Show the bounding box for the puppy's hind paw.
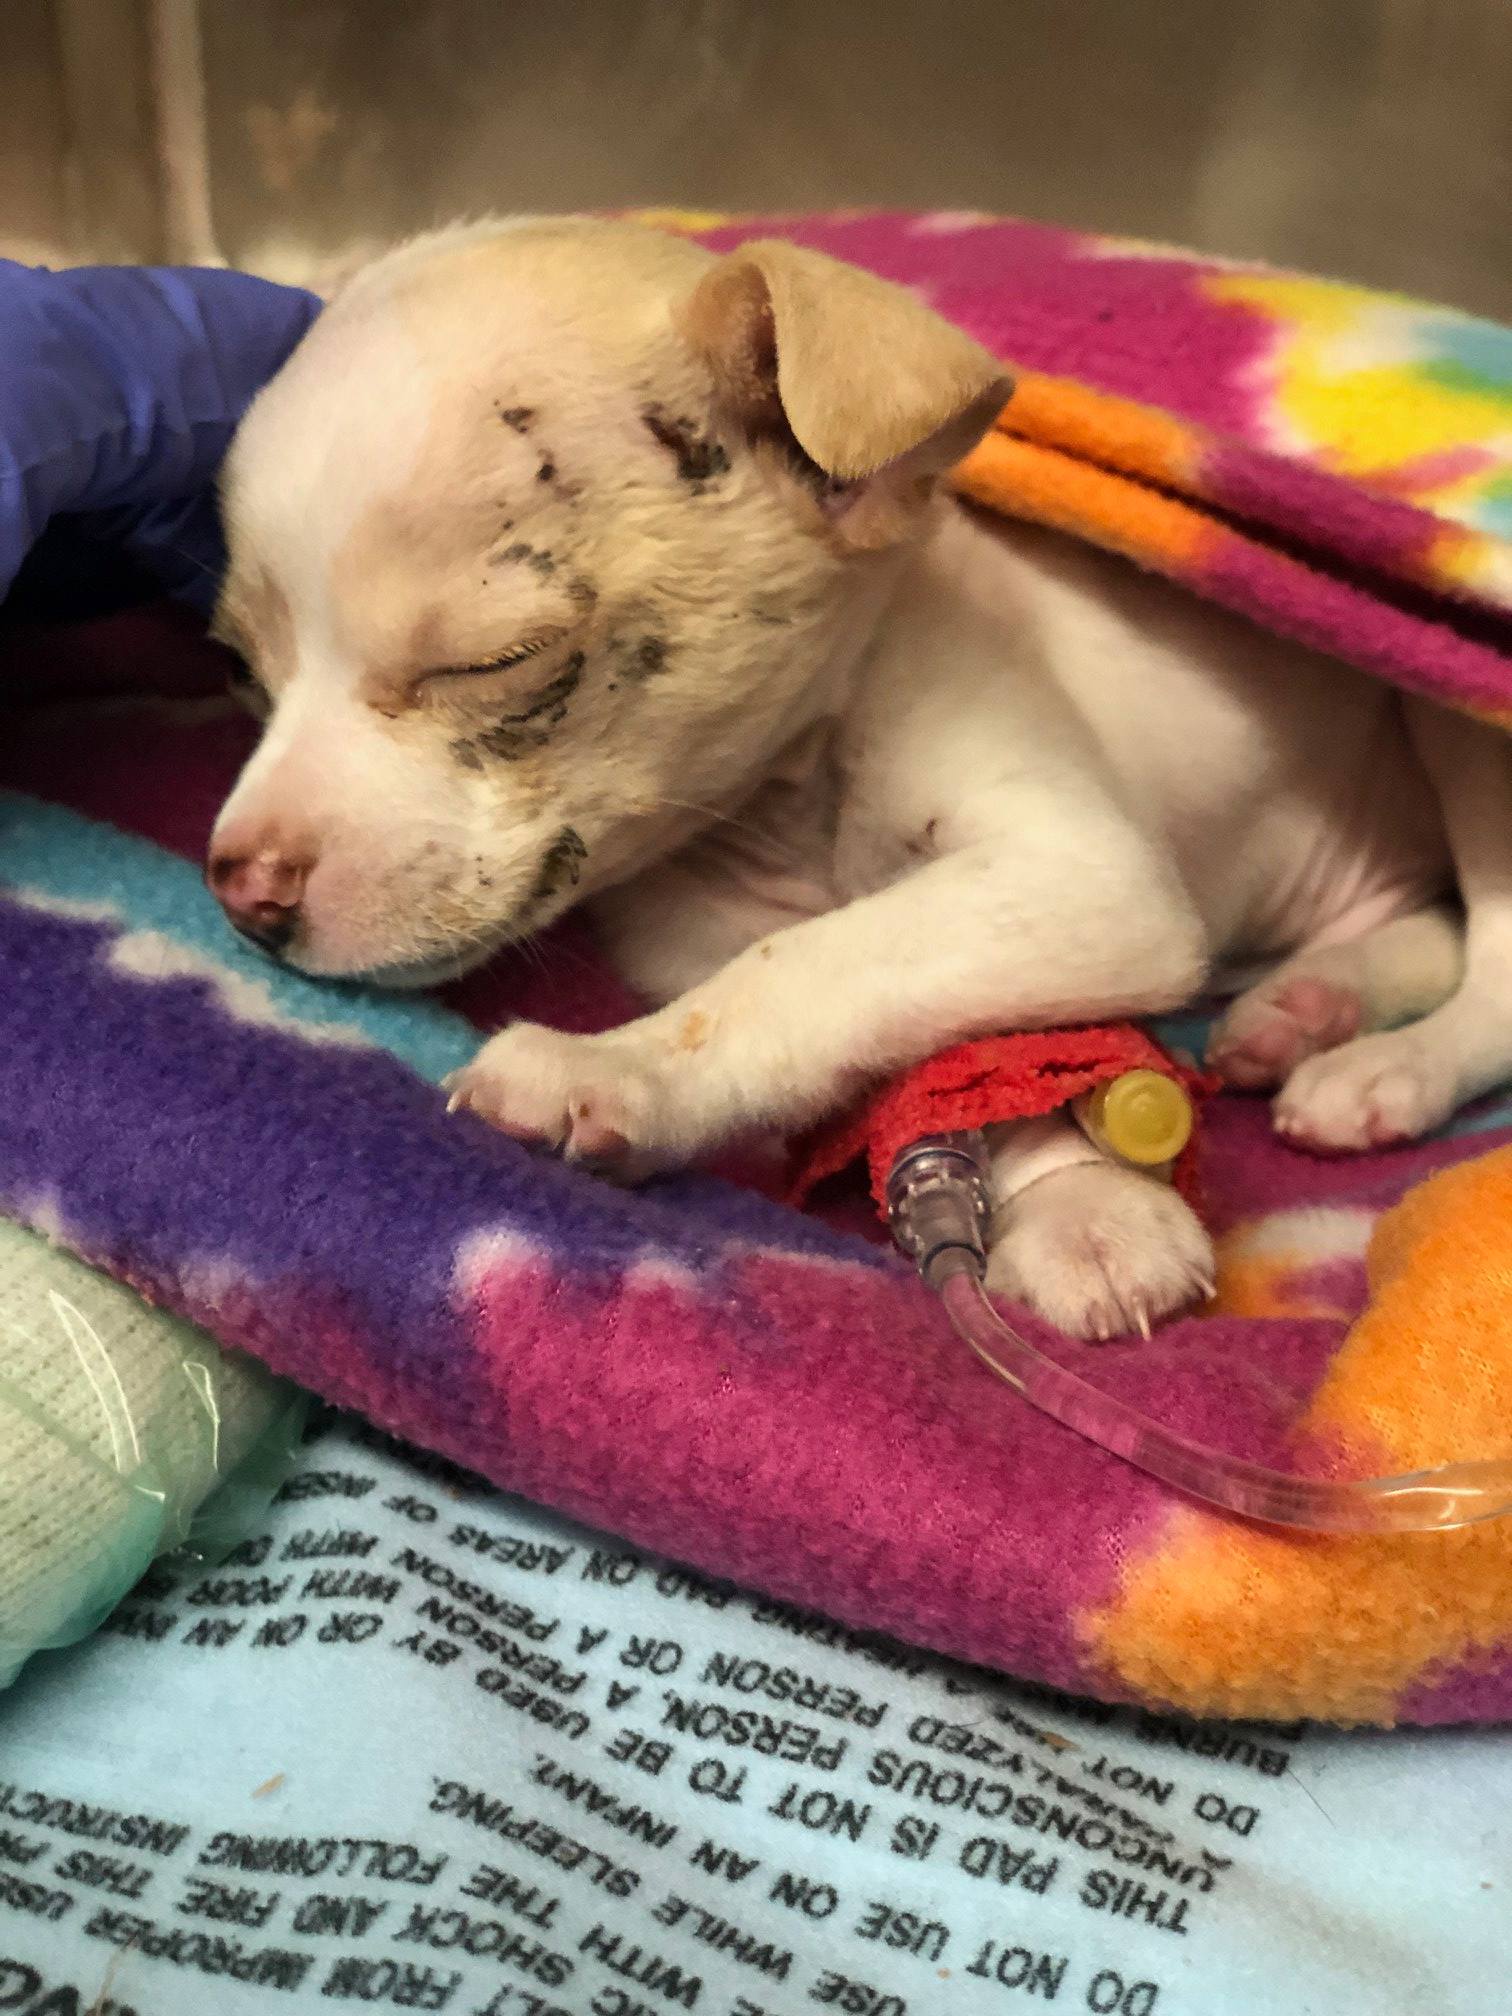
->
[1207,973,1361,1090]
[1273,1028,1459,1153]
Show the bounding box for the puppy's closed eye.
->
[438,643,548,680]
[415,633,568,698]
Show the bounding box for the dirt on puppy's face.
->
[208,217,1008,981]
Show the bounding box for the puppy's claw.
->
[1133,1301,1152,1342]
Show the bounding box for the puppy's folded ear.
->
[676,237,1012,547]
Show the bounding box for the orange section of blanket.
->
[1086,1145,1512,1723]
[992,371,1203,489]
[952,406,1217,575]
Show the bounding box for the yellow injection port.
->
[1073,1068,1193,1169]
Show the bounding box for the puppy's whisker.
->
[635,794,771,842]
[164,541,219,586]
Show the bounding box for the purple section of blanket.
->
[0,884,1399,1703]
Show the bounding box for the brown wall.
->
[2,0,1509,317]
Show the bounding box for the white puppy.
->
[208,217,1512,1338]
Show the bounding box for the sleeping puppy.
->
[206,217,1512,1338]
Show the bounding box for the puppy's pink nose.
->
[207,849,310,953]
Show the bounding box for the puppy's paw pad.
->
[1208,974,1362,1090]
[1273,1032,1455,1153]
[446,1023,659,1174]
[985,1163,1214,1341]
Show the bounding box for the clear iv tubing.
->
[887,1130,1512,1534]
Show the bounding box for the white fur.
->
[212,219,1512,1337]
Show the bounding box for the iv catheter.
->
[887,1129,1512,1535]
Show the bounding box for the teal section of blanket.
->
[0,789,477,1082]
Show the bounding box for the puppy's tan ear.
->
[676,237,1011,545]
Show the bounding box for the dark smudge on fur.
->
[519,826,587,921]
[606,628,671,683]
[641,405,731,490]
[452,651,587,764]
[494,540,557,577]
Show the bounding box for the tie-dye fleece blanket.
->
[8,211,1512,1729]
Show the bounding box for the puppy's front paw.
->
[1273,1029,1458,1152]
[447,1023,669,1176]
[985,1163,1214,1341]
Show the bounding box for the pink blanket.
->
[5,210,1512,1724]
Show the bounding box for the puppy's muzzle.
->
[207,847,310,955]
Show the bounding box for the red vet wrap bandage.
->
[787,1024,1213,1218]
